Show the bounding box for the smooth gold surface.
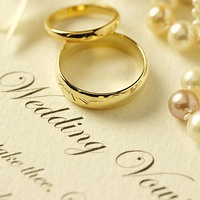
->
[57,33,149,110]
[44,4,120,42]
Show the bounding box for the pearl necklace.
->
[147,0,200,51]
[148,1,200,142]
[168,68,200,143]
[193,0,200,47]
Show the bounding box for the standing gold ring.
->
[57,33,149,110]
[44,4,120,42]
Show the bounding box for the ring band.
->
[44,4,120,42]
[57,33,149,110]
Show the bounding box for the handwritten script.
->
[0,71,106,156]
[116,150,194,200]
[0,71,197,199]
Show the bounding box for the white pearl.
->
[193,20,200,32]
[192,8,200,20]
[147,3,175,35]
[192,0,200,7]
[187,111,200,143]
[167,21,197,51]
[193,20,200,48]
[150,0,179,8]
[181,68,200,99]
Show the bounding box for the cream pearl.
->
[147,3,175,35]
[192,7,200,20]
[193,20,200,48]
[192,0,200,7]
[167,21,197,51]
[150,0,179,8]
[168,89,199,120]
[181,68,200,99]
[193,20,200,34]
[187,111,200,143]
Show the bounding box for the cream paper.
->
[0,0,200,199]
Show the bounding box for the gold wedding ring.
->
[45,4,149,109]
[44,4,119,42]
[57,33,148,109]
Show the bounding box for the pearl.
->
[192,7,200,20]
[192,0,200,7]
[147,3,175,35]
[192,1,200,33]
[168,89,199,120]
[187,111,200,143]
[167,21,197,51]
[181,68,200,99]
[150,0,179,8]
[193,20,200,33]
[192,20,200,35]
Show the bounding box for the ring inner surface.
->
[59,34,145,94]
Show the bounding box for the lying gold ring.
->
[44,4,120,42]
[57,33,148,110]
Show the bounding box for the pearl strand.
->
[192,0,200,47]
[168,68,200,143]
[147,0,200,51]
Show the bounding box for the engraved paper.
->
[0,0,200,200]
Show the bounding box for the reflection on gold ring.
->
[44,4,120,42]
[57,33,149,110]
